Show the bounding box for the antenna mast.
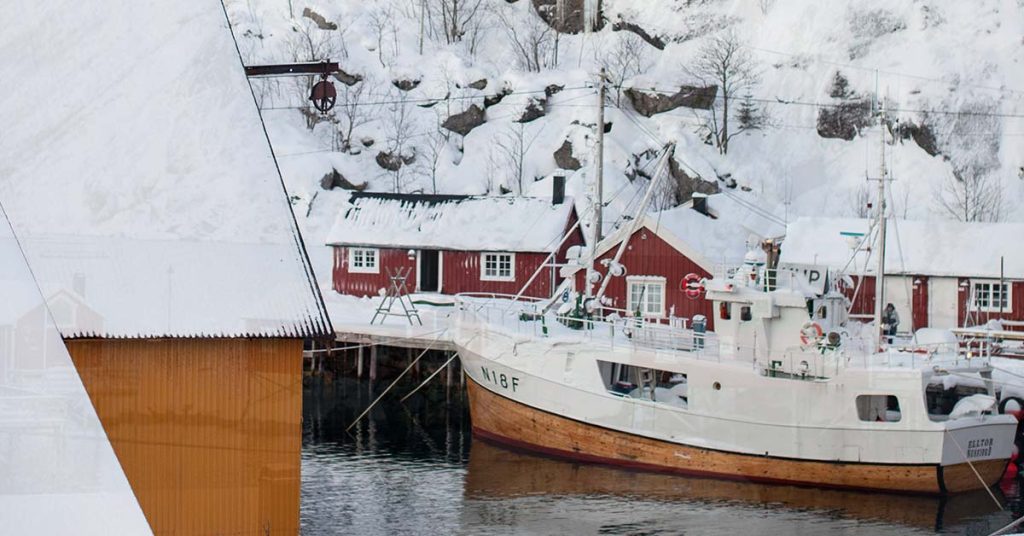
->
[872,100,888,350]
[585,69,606,302]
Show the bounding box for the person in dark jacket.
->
[882,303,899,341]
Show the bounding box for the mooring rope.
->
[400,352,460,403]
[345,330,447,432]
[945,429,1003,510]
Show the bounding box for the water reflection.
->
[302,376,1019,535]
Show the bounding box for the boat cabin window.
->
[740,306,752,322]
[719,302,731,320]
[598,361,689,409]
[856,395,901,422]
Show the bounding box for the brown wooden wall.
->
[66,338,302,536]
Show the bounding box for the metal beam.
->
[243,61,340,78]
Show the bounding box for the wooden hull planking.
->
[466,376,1007,495]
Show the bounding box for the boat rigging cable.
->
[346,330,449,432]
[592,146,675,306]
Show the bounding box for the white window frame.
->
[970,279,1012,313]
[480,252,515,282]
[348,248,380,274]
[626,276,666,318]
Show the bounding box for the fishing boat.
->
[452,102,1016,495]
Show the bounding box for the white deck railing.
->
[454,293,723,361]
[454,294,996,377]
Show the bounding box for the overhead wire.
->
[256,84,594,111]
[625,86,1024,119]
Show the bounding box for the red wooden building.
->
[570,203,755,330]
[780,217,1024,331]
[326,191,584,299]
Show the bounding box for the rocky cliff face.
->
[227,0,1023,229]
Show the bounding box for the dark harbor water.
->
[302,376,1022,535]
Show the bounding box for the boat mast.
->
[585,69,606,303]
[873,100,888,349]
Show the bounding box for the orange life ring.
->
[800,321,824,346]
[682,273,704,299]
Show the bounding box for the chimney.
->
[691,192,709,216]
[552,173,565,205]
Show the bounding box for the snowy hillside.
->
[224,0,1024,288]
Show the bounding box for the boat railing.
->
[454,293,724,361]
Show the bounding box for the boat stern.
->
[939,416,1016,493]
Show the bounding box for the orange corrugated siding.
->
[66,338,302,535]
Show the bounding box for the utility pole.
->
[585,69,606,302]
[596,68,606,244]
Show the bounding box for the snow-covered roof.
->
[587,202,757,273]
[0,0,330,338]
[780,217,1024,279]
[326,194,576,252]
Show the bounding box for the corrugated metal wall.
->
[577,229,715,329]
[66,338,302,535]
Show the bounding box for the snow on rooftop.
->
[650,204,761,270]
[326,194,576,252]
[780,217,1024,279]
[0,0,329,338]
[585,197,759,274]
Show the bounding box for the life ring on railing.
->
[682,273,704,299]
[799,321,824,347]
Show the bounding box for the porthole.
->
[713,381,721,391]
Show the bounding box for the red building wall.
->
[575,228,715,330]
[332,247,416,297]
[331,209,585,300]
[440,251,554,298]
[841,275,875,318]
[841,275,928,330]
[911,276,929,331]
[957,279,1024,328]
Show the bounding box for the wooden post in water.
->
[445,351,454,401]
[357,345,364,378]
[370,345,378,382]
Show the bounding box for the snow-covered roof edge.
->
[780,217,1024,280]
[326,194,579,253]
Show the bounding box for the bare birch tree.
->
[495,3,555,72]
[596,33,653,106]
[494,123,528,194]
[685,30,761,154]
[936,171,1004,222]
[384,91,415,193]
[333,77,377,153]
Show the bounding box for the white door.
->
[929,277,959,329]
